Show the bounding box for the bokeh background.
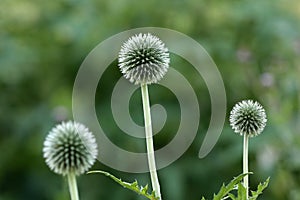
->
[1,0,300,199]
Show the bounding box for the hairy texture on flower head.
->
[43,121,98,176]
[118,33,170,85]
[229,100,267,137]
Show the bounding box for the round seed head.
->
[118,33,170,85]
[229,100,267,137]
[43,121,98,176]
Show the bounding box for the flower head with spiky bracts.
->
[43,121,98,176]
[118,33,170,85]
[229,100,267,137]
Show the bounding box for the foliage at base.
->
[201,173,269,200]
[88,170,159,200]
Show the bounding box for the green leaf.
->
[88,170,159,200]
[249,177,270,200]
[213,173,251,200]
[237,183,246,200]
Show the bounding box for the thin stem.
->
[243,134,249,200]
[141,83,162,200]
[67,172,79,200]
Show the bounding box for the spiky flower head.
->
[229,100,267,137]
[118,33,170,85]
[43,121,98,176]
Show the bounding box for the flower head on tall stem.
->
[43,121,98,200]
[118,33,170,200]
[229,100,267,199]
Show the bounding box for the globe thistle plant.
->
[118,33,170,200]
[229,100,267,199]
[43,121,98,200]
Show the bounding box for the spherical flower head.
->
[43,121,98,176]
[229,100,267,137]
[118,33,170,85]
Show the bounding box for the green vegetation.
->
[1,0,300,199]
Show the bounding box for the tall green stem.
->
[243,134,249,200]
[141,83,162,200]
[67,172,79,200]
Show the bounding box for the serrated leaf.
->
[88,170,159,200]
[249,177,270,200]
[141,184,149,194]
[132,180,138,187]
[213,173,251,200]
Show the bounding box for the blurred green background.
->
[1,0,300,199]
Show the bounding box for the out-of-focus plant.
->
[43,121,98,200]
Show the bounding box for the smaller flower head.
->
[118,33,170,85]
[229,100,267,137]
[43,121,98,176]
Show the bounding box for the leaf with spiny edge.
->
[249,177,270,200]
[88,170,159,200]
